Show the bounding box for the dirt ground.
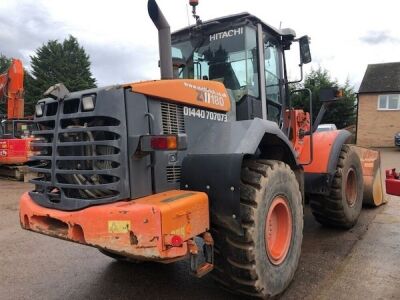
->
[0,148,399,299]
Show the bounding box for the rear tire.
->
[211,160,303,299]
[310,145,363,229]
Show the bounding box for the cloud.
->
[0,1,65,67]
[84,43,158,86]
[0,0,159,87]
[360,31,400,45]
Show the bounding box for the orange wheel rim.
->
[345,168,357,207]
[265,196,292,265]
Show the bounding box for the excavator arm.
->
[0,58,24,119]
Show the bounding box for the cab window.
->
[264,36,282,123]
[172,26,259,102]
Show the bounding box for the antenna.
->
[189,0,202,25]
[186,4,191,26]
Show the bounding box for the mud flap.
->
[181,154,244,236]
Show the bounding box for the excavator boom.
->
[0,58,24,119]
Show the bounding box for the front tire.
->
[212,160,303,299]
[310,145,363,228]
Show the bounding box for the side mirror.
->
[319,87,344,102]
[299,36,312,65]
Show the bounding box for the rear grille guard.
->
[29,89,129,211]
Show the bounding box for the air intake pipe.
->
[148,0,173,79]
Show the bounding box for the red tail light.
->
[164,234,184,247]
[140,134,187,152]
[150,136,177,150]
[171,235,183,247]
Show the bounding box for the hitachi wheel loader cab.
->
[19,0,384,298]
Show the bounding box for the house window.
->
[377,94,400,110]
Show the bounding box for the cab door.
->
[263,33,284,124]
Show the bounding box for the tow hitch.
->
[188,232,214,277]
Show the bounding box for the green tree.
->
[291,67,356,129]
[27,35,96,109]
[0,54,11,73]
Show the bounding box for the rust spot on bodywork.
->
[129,231,138,245]
[149,236,159,243]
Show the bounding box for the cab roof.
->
[172,12,296,39]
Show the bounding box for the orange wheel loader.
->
[19,1,385,298]
[0,58,37,179]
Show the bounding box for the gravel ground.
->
[0,148,399,299]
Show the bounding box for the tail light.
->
[151,136,177,150]
[164,234,184,247]
[140,134,187,152]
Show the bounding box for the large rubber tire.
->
[310,145,363,229]
[211,160,303,299]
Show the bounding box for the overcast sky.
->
[1,0,399,90]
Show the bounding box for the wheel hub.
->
[265,196,292,265]
[345,168,357,207]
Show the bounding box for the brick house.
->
[357,62,400,147]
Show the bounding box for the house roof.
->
[358,62,400,93]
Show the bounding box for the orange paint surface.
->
[126,79,230,112]
[303,130,341,173]
[285,110,312,165]
[20,190,209,261]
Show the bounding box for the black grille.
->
[166,166,181,183]
[29,88,129,211]
[161,102,185,134]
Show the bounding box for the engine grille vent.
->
[28,92,128,211]
[166,166,181,183]
[161,102,185,134]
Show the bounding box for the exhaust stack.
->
[148,0,173,79]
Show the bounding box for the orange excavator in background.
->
[0,58,37,180]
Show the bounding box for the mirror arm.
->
[287,63,303,85]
